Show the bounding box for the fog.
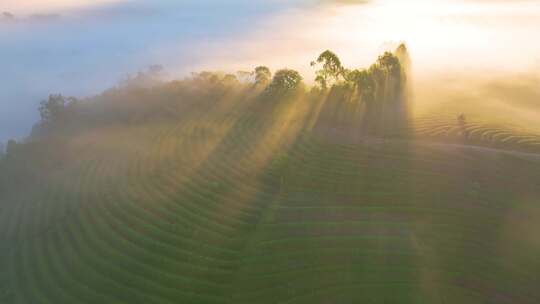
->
[0,0,306,142]
[2,0,540,142]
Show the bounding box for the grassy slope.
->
[1,83,540,304]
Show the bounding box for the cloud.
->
[1,0,125,15]
[1,0,539,142]
[28,13,62,21]
[1,11,15,18]
[1,11,16,22]
[321,0,370,5]
[0,0,304,141]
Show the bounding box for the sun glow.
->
[321,0,540,74]
[198,0,540,81]
[2,0,126,15]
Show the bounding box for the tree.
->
[377,52,401,77]
[236,70,253,83]
[372,52,402,102]
[394,43,410,71]
[222,74,239,86]
[6,139,17,156]
[191,71,220,84]
[267,69,303,93]
[121,65,164,88]
[39,94,77,124]
[347,69,376,104]
[457,113,469,139]
[311,50,345,90]
[253,66,272,86]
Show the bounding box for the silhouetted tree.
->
[346,69,376,104]
[395,43,411,73]
[365,64,384,100]
[236,70,253,83]
[457,114,469,140]
[371,52,402,103]
[222,74,239,86]
[253,66,272,86]
[39,94,78,125]
[267,69,303,93]
[377,52,401,78]
[191,71,220,84]
[5,139,17,156]
[120,65,165,88]
[311,50,345,90]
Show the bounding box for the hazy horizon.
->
[1,0,540,142]
[3,2,540,303]
[0,0,308,142]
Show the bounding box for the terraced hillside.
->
[1,89,540,304]
[414,110,540,153]
[2,55,540,303]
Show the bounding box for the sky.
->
[1,0,540,142]
[0,0,308,142]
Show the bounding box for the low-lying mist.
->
[0,0,305,142]
[414,73,540,132]
[195,0,540,133]
[2,0,540,142]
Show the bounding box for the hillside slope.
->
[1,54,540,303]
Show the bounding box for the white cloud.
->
[2,0,125,15]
